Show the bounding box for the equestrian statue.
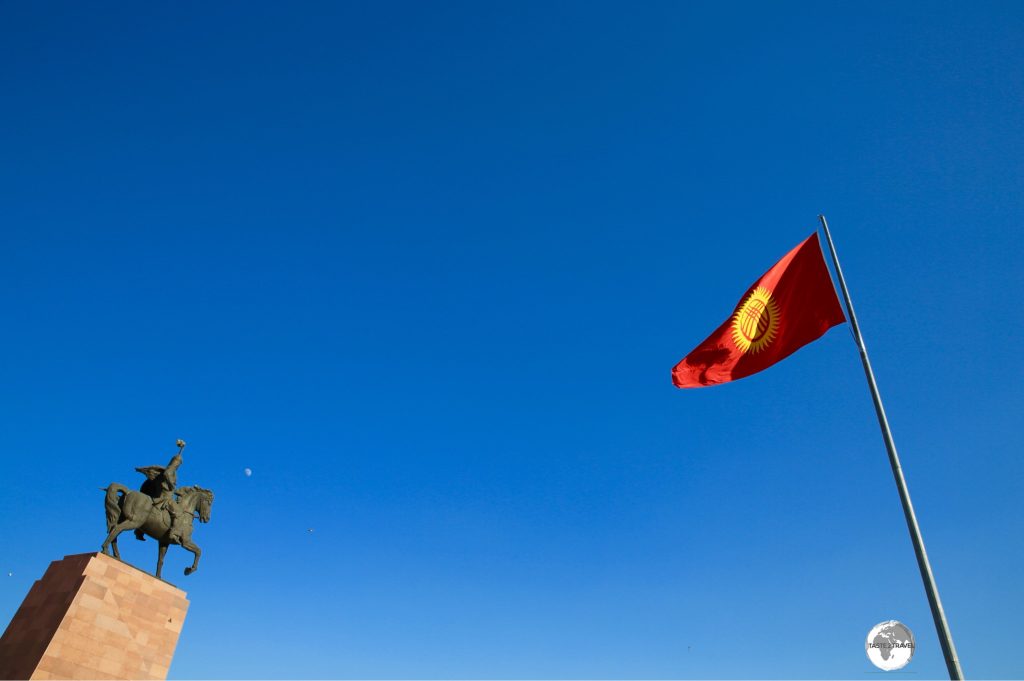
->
[101,439,215,579]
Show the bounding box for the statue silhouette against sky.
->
[101,440,215,579]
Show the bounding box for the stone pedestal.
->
[0,552,189,680]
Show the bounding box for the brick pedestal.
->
[0,552,189,680]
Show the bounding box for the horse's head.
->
[179,485,215,523]
[194,486,214,523]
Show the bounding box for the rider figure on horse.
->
[134,439,188,544]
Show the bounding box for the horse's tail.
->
[104,483,130,533]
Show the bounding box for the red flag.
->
[672,232,846,388]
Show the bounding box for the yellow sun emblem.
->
[731,285,780,354]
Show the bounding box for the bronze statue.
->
[101,440,215,579]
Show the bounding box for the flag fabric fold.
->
[671,232,846,388]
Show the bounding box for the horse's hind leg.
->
[156,542,169,580]
[106,520,121,559]
[101,520,144,556]
[181,538,201,576]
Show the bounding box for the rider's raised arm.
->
[163,451,183,489]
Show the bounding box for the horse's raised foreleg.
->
[101,519,144,556]
[180,537,201,576]
[156,542,169,580]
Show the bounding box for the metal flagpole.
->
[818,215,963,680]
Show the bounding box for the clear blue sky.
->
[2,2,1022,678]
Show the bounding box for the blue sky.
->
[2,2,1023,678]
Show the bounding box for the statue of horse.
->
[101,483,214,579]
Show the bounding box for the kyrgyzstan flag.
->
[672,232,846,388]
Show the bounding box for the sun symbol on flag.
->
[731,285,780,353]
